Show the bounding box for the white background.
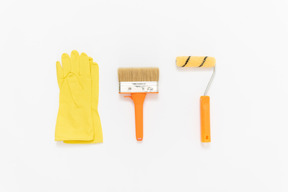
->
[0,0,288,191]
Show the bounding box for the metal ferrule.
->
[119,81,158,93]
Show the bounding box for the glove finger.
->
[90,60,99,83]
[56,61,64,87]
[91,61,99,107]
[71,50,80,74]
[79,52,90,76]
[91,61,99,82]
[61,53,71,77]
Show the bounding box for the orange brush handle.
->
[128,93,146,141]
[200,96,211,142]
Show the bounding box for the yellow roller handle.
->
[200,96,211,142]
[176,56,215,68]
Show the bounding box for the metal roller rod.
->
[204,67,215,96]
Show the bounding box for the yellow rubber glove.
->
[55,51,93,141]
[64,57,103,143]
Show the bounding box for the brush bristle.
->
[118,68,159,82]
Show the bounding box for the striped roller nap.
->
[176,56,215,68]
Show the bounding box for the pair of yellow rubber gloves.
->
[55,50,103,143]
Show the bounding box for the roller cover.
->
[176,56,215,68]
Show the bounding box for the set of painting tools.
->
[55,51,216,143]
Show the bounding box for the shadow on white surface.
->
[201,142,210,149]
